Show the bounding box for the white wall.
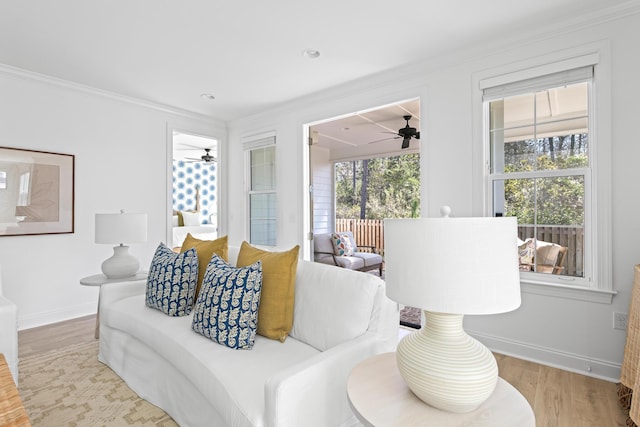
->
[311,145,333,235]
[226,9,640,380]
[0,69,225,329]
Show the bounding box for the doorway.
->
[170,131,219,249]
[306,98,421,251]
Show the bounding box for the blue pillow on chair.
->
[145,243,198,316]
[192,254,263,350]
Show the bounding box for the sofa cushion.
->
[180,234,228,299]
[290,260,378,351]
[313,233,335,254]
[331,232,355,256]
[236,242,300,342]
[354,251,382,267]
[192,255,263,350]
[145,243,198,317]
[334,256,365,270]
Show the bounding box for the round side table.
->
[80,272,148,338]
[347,352,535,427]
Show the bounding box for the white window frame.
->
[244,133,277,247]
[473,47,614,304]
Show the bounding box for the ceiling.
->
[310,99,421,157]
[0,1,626,124]
[173,132,218,162]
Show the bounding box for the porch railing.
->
[517,224,584,277]
[336,219,385,254]
[336,218,583,277]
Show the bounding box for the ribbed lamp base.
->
[396,311,498,413]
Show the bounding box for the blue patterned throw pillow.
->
[192,255,263,350]
[146,243,198,316]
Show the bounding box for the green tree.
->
[503,135,587,225]
[335,154,420,220]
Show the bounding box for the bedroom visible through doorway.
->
[170,131,218,249]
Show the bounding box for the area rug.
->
[18,341,177,427]
[400,306,422,329]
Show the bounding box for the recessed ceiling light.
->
[200,93,216,101]
[302,49,320,59]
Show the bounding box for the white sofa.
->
[0,265,19,385]
[99,246,399,427]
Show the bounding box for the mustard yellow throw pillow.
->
[180,234,228,298]
[236,241,299,342]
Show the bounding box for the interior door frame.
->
[166,122,225,247]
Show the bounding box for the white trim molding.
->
[0,62,215,122]
[470,330,621,382]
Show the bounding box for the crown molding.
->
[0,62,217,123]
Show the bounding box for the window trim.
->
[472,43,614,304]
[243,133,277,247]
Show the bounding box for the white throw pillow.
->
[181,211,200,226]
[290,260,378,351]
[172,215,179,227]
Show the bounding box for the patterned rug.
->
[18,341,176,426]
[400,306,422,329]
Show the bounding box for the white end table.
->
[347,352,535,427]
[80,272,148,338]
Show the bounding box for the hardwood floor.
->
[19,316,629,426]
[18,315,96,359]
[495,352,628,426]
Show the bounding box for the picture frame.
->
[0,146,75,236]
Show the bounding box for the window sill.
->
[521,279,616,304]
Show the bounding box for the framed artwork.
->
[0,147,74,236]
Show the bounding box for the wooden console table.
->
[0,353,31,426]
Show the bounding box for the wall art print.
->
[0,147,74,236]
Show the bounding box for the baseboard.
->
[469,329,621,383]
[18,303,96,330]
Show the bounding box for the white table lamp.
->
[384,206,521,413]
[95,210,147,279]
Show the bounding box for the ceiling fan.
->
[369,115,420,149]
[185,148,217,163]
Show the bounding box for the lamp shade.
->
[384,216,521,315]
[95,212,147,245]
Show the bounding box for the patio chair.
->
[313,231,383,275]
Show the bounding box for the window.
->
[245,136,276,246]
[483,64,598,289]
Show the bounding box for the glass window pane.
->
[536,83,588,124]
[533,132,589,172]
[251,146,276,191]
[492,132,537,173]
[494,93,535,131]
[535,175,584,226]
[491,82,589,174]
[494,175,584,278]
[494,178,535,224]
[250,193,276,246]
